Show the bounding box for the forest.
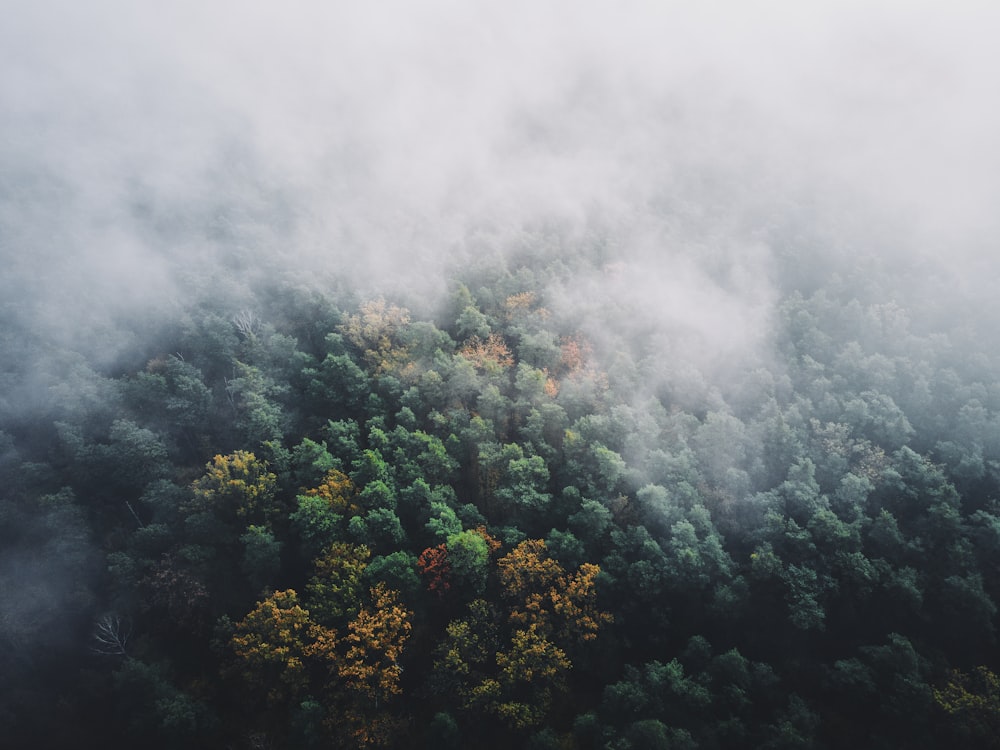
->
[2,238,1000,748]
[4,3,1000,748]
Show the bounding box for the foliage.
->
[188,450,279,525]
[229,589,338,708]
[306,542,371,625]
[9,268,1000,749]
[498,538,612,643]
[934,666,1000,746]
[340,299,414,377]
[339,583,413,702]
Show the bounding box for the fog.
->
[3,1,1000,372]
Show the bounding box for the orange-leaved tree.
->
[417,543,451,597]
[339,582,413,703]
[331,583,415,749]
[304,468,361,516]
[497,538,612,644]
[430,539,610,731]
[458,333,514,374]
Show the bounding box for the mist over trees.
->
[3,2,1000,748]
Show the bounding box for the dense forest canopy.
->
[3,2,1000,748]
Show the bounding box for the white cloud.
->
[2,0,998,364]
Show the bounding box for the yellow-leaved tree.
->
[934,666,1000,747]
[229,589,338,708]
[188,450,279,525]
[432,538,611,730]
[339,298,414,376]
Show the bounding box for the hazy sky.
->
[3,1,999,366]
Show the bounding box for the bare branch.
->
[125,501,144,528]
[91,613,131,656]
[232,309,261,340]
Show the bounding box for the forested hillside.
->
[2,242,999,748]
[4,3,1000,749]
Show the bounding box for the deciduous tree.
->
[229,589,338,708]
[339,583,413,703]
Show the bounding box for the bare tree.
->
[232,309,261,340]
[91,613,131,656]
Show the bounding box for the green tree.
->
[241,524,282,593]
[306,542,370,626]
[446,529,491,596]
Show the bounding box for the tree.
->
[417,543,452,597]
[459,333,514,374]
[363,551,421,601]
[290,438,337,490]
[494,450,552,530]
[491,623,571,729]
[224,361,290,447]
[91,613,130,657]
[111,657,219,747]
[303,468,359,515]
[934,666,1000,747]
[350,508,406,551]
[568,496,613,549]
[424,500,463,542]
[100,419,171,492]
[446,529,491,596]
[142,552,211,633]
[229,589,338,708]
[241,524,282,593]
[124,355,212,441]
[784,564,826,631]
[498,539,612,644]
[290,494,344,561]
[339,299,414,377]
[307,353,370,417]
[339,583,413,703]
[601,660,711,732]
[431,598,500,702]
[306,542,371,626]
[188,451,279,526]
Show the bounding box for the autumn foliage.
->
[498,539,612,643]
[189,450,278,523]
[339,582,413,702]
[339,298,414,376]
[229,589,338,707]
[426,537,611,730]
[417,543,451,597]
[230,580,413,747]
[458,333,515,373]
[305,468,361,516]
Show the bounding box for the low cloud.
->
[2,1,998,378]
